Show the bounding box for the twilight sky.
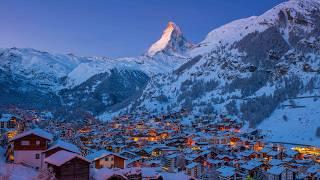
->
[0,0,285,58]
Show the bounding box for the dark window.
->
[21,141,30,146]
[35,154,40,159]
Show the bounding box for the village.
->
[1,109,320,180]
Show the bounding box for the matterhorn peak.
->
[147,21,193,56]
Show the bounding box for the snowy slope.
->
[259,96,320,146]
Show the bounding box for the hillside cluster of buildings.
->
[0,111,320,180]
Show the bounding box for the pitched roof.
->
[217,166,235,177]
[267,166,286,175]
[44,150,89,166]
[269,159,284,166]
[267,151,281,156]
[86,150,111,161]
[207,159,223,164]
[186,162,199,169]
[86,150,127,162]
[45,140,81,154]
[11,128,53,141]
[285,149,298,156]
[0,114,13,122]
[240,159,262,170]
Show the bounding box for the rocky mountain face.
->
[121,0,320,145]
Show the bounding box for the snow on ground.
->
[259,96,320,146]
[0,147,38,180]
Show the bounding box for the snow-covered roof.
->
[240,160,262,170]
[217,166,235,177]
[267,151,281,156]
[307,165,320,174]
[44,150,89,166]
[161,172,191,180]
[285,149,299,156]
[269,159,284,166]
[0,114,13,122]
[260,147,272,153]
[240,150,256,157]
[94,168,127,180]
[119,150,137,156]
[86,150,127,162]
[86,150,111,161]
[267,166,286,175]
[11,128,53,141]
[207,159,223,164]
[166,153,178,159]
[94,168,141,180]
[185,162,198,169]
[45,140,81,154]
[127,157,143,164]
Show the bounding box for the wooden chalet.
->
[7,128,53,168]
[185,162,202,179]
[44,150,90,180]
[86,150,128,169]
[216,166,237,180]
[264,166,295,180]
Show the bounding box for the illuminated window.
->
[36,140,41,146]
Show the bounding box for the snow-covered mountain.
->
[0,21,192,118]
[65,22,192,88]
[0,48,89,90]
[120,0,320,145]
[147,21,193,56]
